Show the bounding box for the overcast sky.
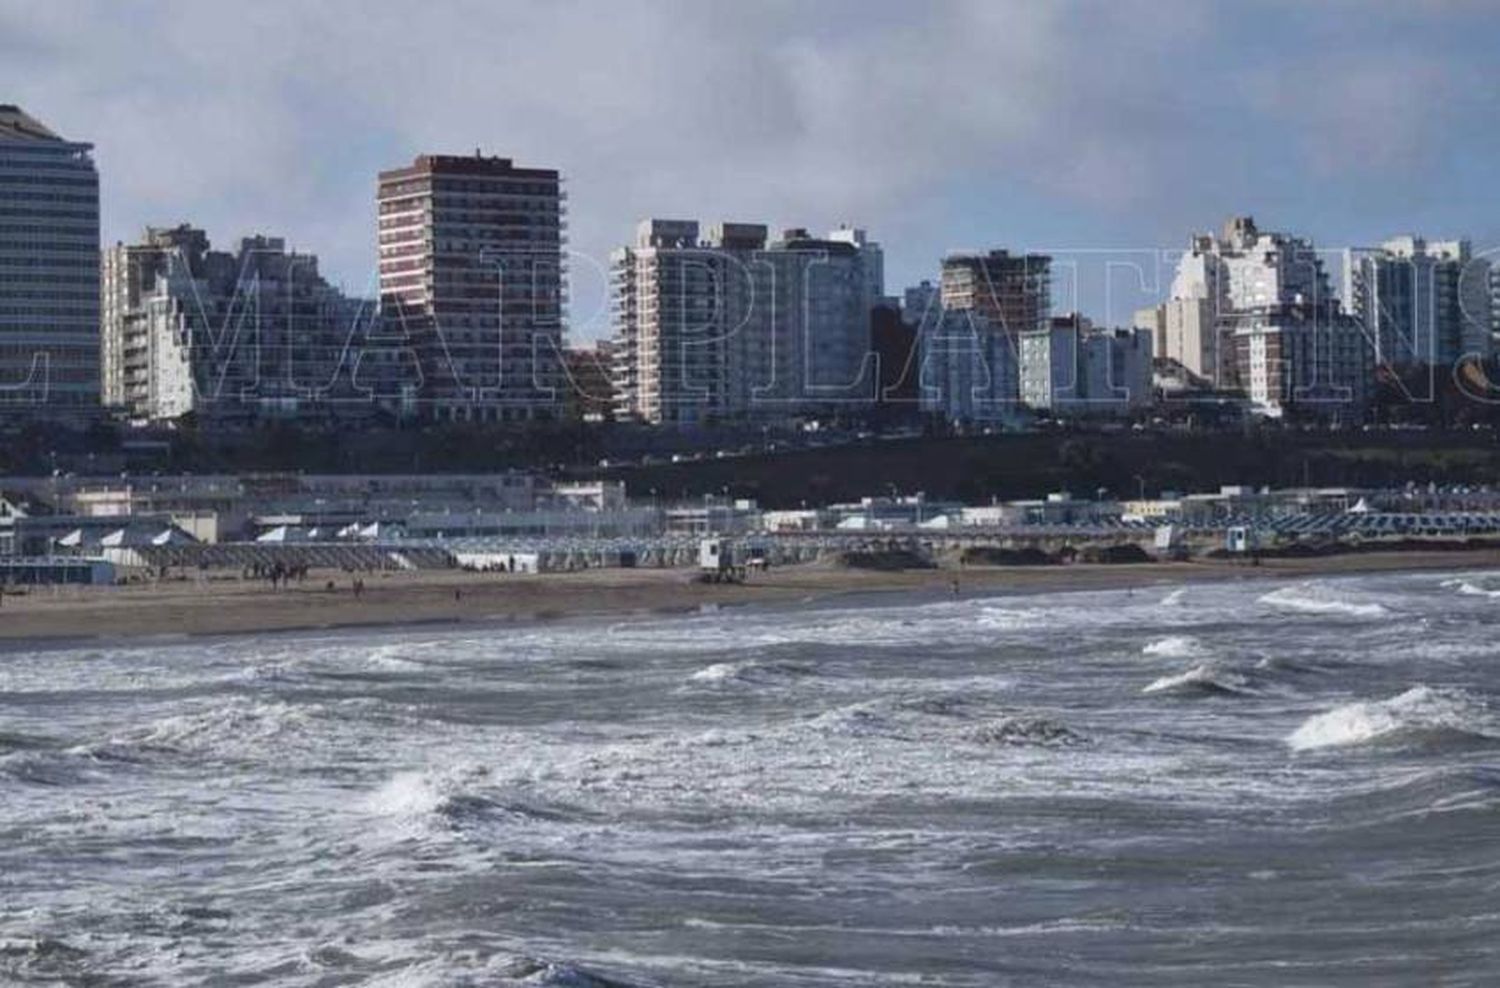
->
[6,0,1498,338]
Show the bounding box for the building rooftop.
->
[378,152,559,183]
[0,104,64,142]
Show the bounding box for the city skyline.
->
[6,0,1500,339]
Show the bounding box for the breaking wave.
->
[1287,686,1494,752]
[1142,635,1201,658]
[361,764,571,838]
[1143,663,1258,697]
[805,702,907,739]
[1259,584,1390,618]
[976,607,1050,631]
[1441,578,1500,599]
[363,644,432,673]
[117,699,324,756]
[359,953,644,988]
[688,659,813,687]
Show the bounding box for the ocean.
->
[3,569,1499,985]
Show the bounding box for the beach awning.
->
[151,528,195,546]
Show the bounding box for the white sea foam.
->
[1143,663,1255,696]
[1142,635,1200,658]
[687,659,811,687]
[689,661,744,683]
[366,769,452,818]
[362,763,505,840]
[805,702,906,739]
[364,645,430,672]
[1160,588,1188,607]
[1441,578,1500,599]
[130,699,321,752]
[976,607,1049,631]
[1287,685,1491,751]
[1259,584,1390,618]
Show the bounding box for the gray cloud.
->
[3,0,1495,336]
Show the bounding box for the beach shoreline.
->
[2,547,1498,646]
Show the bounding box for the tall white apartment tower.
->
[1165,217,1371,418]
[611,220,879,424]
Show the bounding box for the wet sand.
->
[3,548,1499,644]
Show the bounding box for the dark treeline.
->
[604,430,1500,507]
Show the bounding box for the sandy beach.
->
[2,548,1499,644]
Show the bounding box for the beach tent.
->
[150,528,196,546]
[98,528,130,548]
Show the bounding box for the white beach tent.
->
[151,528,196,546]
[98,528,130,548]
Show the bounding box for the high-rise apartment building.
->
[377,153,565,422]
[610,219,726,425]
[0,105,99,414]
[1019,314,1153,416]
[939,250,1051,334]
[1134,298,1218,385]
[1165,217,1370,417]
[827,225,885,315]
[101,226,372,424]
[1342,237,1492,370]
[902,280,940,326]
[918,308,1019,425]
[918,250,1051,424]
[101,224,208,412]
[610,220,880,424]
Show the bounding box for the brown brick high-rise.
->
[377,153,565,422]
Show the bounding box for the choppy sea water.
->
[4,569,1500,986]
